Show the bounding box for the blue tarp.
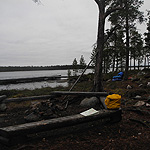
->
[112,72,124,81]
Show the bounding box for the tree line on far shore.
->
[0,64,92,73]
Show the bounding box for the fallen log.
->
[3,95,53,103]
[0,109,121,145]
[51,91,108,97]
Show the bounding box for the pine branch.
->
[105,7,122,19]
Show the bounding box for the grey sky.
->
[0,0,149,66]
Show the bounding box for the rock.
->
[146,103,150,107]
[0,103,7,112]
[147,82,150,87]
[127,85,132,89]
[24,112,39,122]
[134,95,142,99]
[134,101,145,107]
[138,84,143,87]
[80,97,100,107]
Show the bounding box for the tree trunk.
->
[134,54,136,70]
[129,54,132,70]
[124,1,129,80]
[94,7,105,92]
[112,53,115,72]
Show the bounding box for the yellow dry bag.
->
[104,94,121,109]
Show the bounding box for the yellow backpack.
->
[104,94,121,109]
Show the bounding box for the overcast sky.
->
[0,0,149,66]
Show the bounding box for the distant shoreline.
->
[0,65,93,72]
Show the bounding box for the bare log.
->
[3,95,53,103]
[0,109,121,145]
[51,91,108,97]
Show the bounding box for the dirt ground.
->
[0,73,150,150]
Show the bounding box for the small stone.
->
[146,103,150,107]
[0,103,7,112]
[138,84,143,87]
[135,95,142,99]
[134,101,145,107]
[147,82,150,87]
[127,85,132,89]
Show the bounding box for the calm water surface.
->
[0,69,92,90]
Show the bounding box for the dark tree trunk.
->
[94,4,105,92]
[103,56,106,73]
[138,59,140,70]
[93,0,122,91]
[134,54,136,70]
[129,54,132,70]
[124,1,129,80]
[144,55,146,67]
[112,53,115,72]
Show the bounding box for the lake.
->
[0,69,93,91]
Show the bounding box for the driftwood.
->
[52,91,108,97]
[0,109,121,145]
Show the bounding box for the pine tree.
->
[93,0,122,91]
[79,55,86,66]
[144,13,150,67]
[72,58,78,76]
[109,0,144,78]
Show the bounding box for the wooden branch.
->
[51,91,108,97]
[104,25,120,43]
[105,7,122,19]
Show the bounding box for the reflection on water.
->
[0,80,68,91]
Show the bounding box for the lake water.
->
[0,69,93,91]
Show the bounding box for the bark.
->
[124,1,129,80]
[93,1,122,91]
[94,10,105,92]
[112,53,115,72]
